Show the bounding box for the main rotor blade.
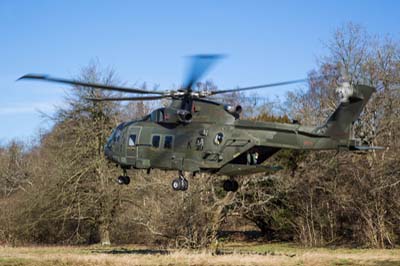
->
[18,74,164,95]
[183,54,224,91]
[85,95,170,102]
[210,78,307,95]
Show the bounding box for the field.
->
[1,242,400,266]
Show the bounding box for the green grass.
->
[222,241,399,254]
[0,257,45,266]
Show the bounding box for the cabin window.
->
[152,135,160,148]
[164,136,173,149]
[128,134,136,146]
[150,108,165,122]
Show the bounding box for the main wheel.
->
[231,180,239,192]
[181,179,188,191]
[123,176,131,185]
[172,178,181,191]
[223,180,232,191]
[117,176,130,185]
[117,176,125,185]
[223,179,239,192]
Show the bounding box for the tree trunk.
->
[99,221,111,246]
[255,219,274,241]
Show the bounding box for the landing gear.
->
[172,178,188,191]
[172,171,188,191]
[117,169,130,185]
[117,175,130,185]
[223,179,239,192]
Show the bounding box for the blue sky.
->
[0,0,399,143]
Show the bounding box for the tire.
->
[172,179,181,191]
[117,176,125,185]
[181,179,188,191]
[223,179,239,192]
[124,176,131,185]
[231,180,239,192]
[223,180,233,191]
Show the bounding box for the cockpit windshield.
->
[106,122,125,147]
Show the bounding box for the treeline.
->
[0,24,399,248]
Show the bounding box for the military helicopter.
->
[19,55,380,192]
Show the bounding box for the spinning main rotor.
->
[18,55,307,102]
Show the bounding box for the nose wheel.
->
[172,171,188,191]
[223,179,239,192]
[117,169,131,185]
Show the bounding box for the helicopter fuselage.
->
[104,98,349,177]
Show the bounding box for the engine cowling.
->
[224,104,242,118]
[176,109,192,123]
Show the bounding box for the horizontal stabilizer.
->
[350,146,385,151]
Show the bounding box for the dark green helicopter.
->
[19,55,381,192]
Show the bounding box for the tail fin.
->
[315,84,376,139]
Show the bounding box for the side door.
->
[125,126,142,165]
[159,135,175,170]
[146,134,178,170]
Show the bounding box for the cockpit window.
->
[112,122,125,142]
[114,130,121,142]
[128,134,136,146]
[152,135,160,148]
[106,130,115,148]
